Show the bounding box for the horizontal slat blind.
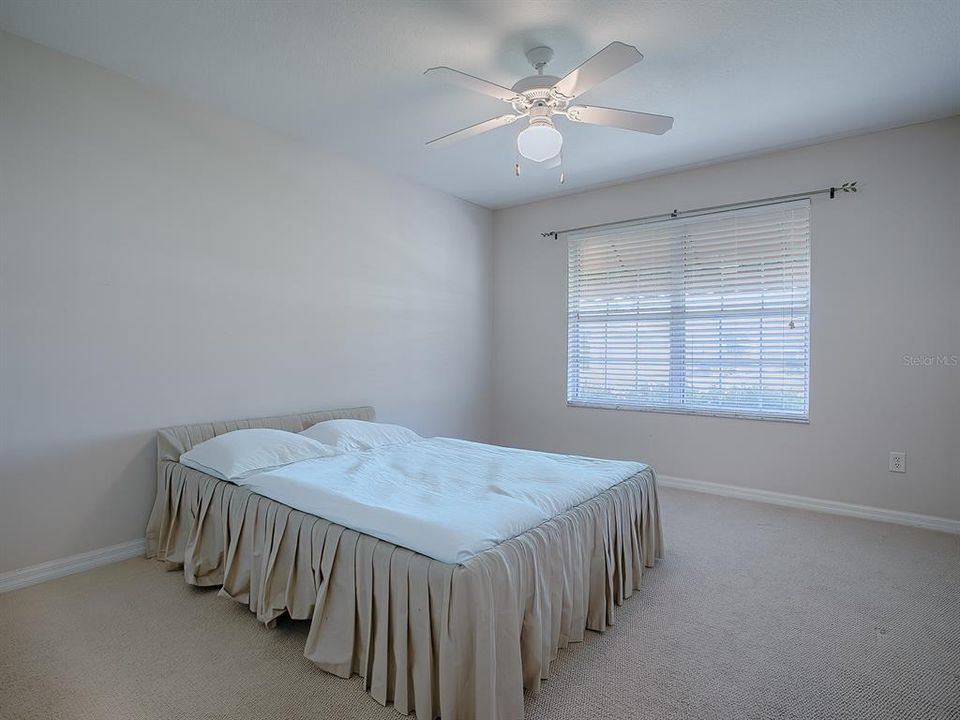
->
[567,199,810,420]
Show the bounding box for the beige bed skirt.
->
[145,408,663,720]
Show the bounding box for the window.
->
[567,199,811,421]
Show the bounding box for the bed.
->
[145,407,663,720]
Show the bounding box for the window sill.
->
[566,400,810,424]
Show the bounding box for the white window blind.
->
[567,199,811,421]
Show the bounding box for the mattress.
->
[237,437,648,563]
[146,407,662,720]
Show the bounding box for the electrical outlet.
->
[889,452,906,473]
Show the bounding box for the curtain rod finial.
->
[831,181,858,199]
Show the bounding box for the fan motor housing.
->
[511,74,560,94]
[511,76,568,116]
[511,46,568,112]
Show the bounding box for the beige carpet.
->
[2,487,958,720]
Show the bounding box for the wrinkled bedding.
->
[237,437,647,563]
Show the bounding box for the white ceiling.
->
[2,1,959,209]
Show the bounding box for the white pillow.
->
[179,428,335,481]
[299,419,421,451]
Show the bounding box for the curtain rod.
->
[540,181,858,239]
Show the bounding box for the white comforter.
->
[235,437,646,564]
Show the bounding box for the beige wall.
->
[492,117,960,521]
[0,33,493,573]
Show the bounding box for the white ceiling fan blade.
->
[426,114,523,148]
[551,42,643,100]
[566,105,674,135]
[424,66,521,103]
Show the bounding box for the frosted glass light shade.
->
[517,124,563,162]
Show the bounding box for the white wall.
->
[0,32,493,573]
[493,117,960,521]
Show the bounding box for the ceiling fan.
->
[424,42,673,171]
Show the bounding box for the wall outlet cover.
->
[889,452,906,473]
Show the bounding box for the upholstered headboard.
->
[157,406,376,463]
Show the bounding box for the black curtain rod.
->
[541,181,858,239]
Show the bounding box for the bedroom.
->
[0,2,957,719]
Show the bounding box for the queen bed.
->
[145,406,663,720]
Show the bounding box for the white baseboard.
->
[657,475,960,534]
[0,538,146,594]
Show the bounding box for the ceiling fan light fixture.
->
[517,118,563,162]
